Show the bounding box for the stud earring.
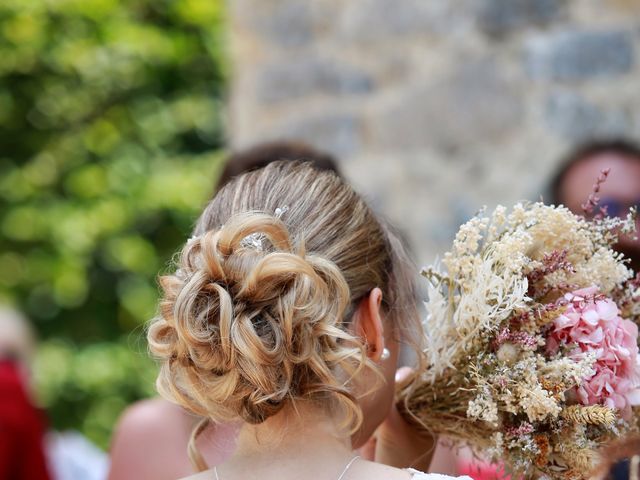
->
[380,347,390,361]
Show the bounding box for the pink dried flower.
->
[494,328,538,350]
[629,272,640,290]
[547,287,640,418]
[527,250,576,299]
[581,168,610,217]
[505,422,534,438]
[527,250,575,284]
[495,376,508,388]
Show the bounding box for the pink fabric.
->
[458,459,510,480]
[548,287,640,418]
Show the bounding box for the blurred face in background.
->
[0,308,35,387]
[558,152,640,262]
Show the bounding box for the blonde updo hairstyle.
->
[148,161,420,438]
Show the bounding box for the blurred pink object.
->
[458,459,510,480]
[548,286,640,417]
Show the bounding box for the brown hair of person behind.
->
[216,140,340,190]
[148,161,421,437]
[549,138,640,206]
[591,435,640,480]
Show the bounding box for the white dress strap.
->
[404,469,473,480]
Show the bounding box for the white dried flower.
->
[467,390,499,425]
[517,383,561,422]
[496,343,520,365]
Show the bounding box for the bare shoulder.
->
[180,464,410,480]
[119,397,188,425]
[175,463,471,480]
[107,398,194,480]
[113,397,193,439]
[353,460,412,480]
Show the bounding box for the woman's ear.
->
[352,287,385,361]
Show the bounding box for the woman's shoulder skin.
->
[179,467,412,480]
[109,398,238,480]
[179,461,471,480]
[108,398,196,480]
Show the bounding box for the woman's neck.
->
[237,404,351,457]
[221,403,354,477]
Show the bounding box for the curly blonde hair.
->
[148,161,420,433]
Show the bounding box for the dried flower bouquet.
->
[399,193,640,479]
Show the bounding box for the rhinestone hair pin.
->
[274,205,289,219]
[240,232,267,251]
[239,205,290,251]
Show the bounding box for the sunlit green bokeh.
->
[0,0,227,449]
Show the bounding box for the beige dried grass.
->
[560,405,616,427]
[397,364,493,448]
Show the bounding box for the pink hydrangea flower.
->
[548,286,640,418]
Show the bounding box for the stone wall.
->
[227,0,640,264]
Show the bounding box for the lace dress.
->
[405,469,473,480]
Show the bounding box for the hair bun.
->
[148,212,364,425]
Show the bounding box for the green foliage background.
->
[0,0,227,449]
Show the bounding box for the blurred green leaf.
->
[0,0,227,449]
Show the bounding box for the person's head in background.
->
[0,306,36,388]
[591,435,640,480]
[216,140,339,192]
[550,138,640,270]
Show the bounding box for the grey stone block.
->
[248,1,314,48]
[266,113,362,157]
[546,91,630,140]
[477,0,563,38]
[338,0,446,41]
[526,30,634,81]
[256,58,374,104]
[370,60,524,152]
